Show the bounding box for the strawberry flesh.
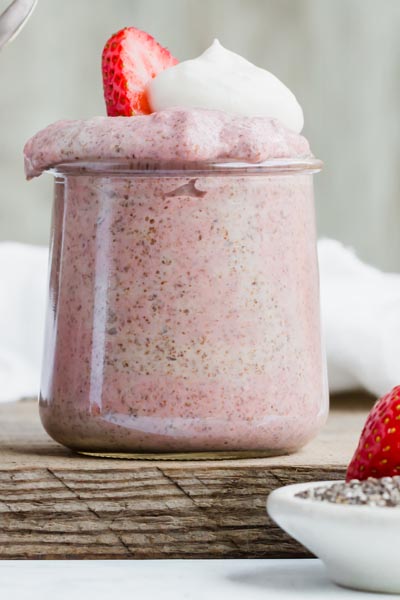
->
[346,385,400,481]
[102,27,178,117]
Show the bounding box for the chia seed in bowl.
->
[296,476,400,507]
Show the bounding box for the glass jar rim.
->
[47,157,323,178]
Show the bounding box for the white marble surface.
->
[0,559,389,600]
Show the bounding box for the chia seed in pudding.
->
[24,107,328,455]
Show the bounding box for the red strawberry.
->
[102,27,178,117]
[346,385,400,481]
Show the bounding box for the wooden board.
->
[0,394,373,559]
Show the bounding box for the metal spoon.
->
[0,0,38,50]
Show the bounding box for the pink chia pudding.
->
[25,106,328,456]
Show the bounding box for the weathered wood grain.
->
[0,394,373,559]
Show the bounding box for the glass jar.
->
[39,158,328,458]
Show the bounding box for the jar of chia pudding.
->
[24,107,328,458]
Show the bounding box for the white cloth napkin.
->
[0,240,399,402]
[319,239,400,396]
[0,242,48,402]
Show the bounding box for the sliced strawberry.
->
[102,27,178,117]
[346,385,400,481]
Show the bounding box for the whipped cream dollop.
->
[147,40,304,133]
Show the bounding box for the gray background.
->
[1,0,400,270]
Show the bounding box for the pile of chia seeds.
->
[296,477,400,507]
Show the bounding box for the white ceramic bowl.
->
[267,480,400,594]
